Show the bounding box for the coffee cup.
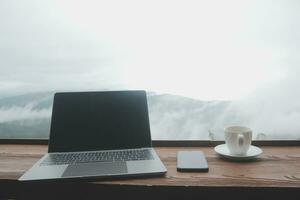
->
[224,126,252,155]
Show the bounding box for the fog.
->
[0,0,300,139]
[0,106,51,123]
[227,67,300,139]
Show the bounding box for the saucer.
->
[214,144,262,161]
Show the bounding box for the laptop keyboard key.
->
[40,149,154,166]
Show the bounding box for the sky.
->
[1,0,298,100]
[0,0,300,139]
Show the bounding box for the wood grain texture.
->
[0,144,300,188]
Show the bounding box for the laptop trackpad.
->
[62,162,128,177]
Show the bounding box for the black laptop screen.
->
[48,90,152,153]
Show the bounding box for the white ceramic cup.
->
[224,126,252,155]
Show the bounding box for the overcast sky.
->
[1,0,299,100]
[1,0,300,139]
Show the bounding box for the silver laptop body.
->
[19,90,166,181]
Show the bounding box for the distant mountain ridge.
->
[0,91,230,139]
[0,92,54,110]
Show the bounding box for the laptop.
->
[19,90,167,181]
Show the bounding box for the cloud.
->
[0,1,126,97]
[147,94,230,139]
[1,0,299,100]
[221,65,300,140]
[0,1,300,140]
[0,106,52,123]
[0,105,51,123]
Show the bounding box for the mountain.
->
[0,91,230,139]
[1,91,298,140]
[0,92,54,139]
[147,93,230,139]
[0,118,51,139]
[0,92,54,109]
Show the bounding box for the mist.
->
[0,106,51,123]
[0,0,300,139]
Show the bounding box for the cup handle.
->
[238,134,245,147]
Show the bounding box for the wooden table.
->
[1,144,300,199]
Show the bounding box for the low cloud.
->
[222,67,300,140]
[0,105,51,123]
[148,72,300,140]
[0,1,300,140]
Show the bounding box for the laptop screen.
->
[48,90,152,153]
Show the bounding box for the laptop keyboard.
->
[40,149,154,166]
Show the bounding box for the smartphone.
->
[177,151,209,172]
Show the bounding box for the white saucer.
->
[214,144,262,161]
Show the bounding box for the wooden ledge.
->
[1,144,300,199]
[1,144,300,188]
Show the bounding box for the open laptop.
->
[19,90,167,181]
